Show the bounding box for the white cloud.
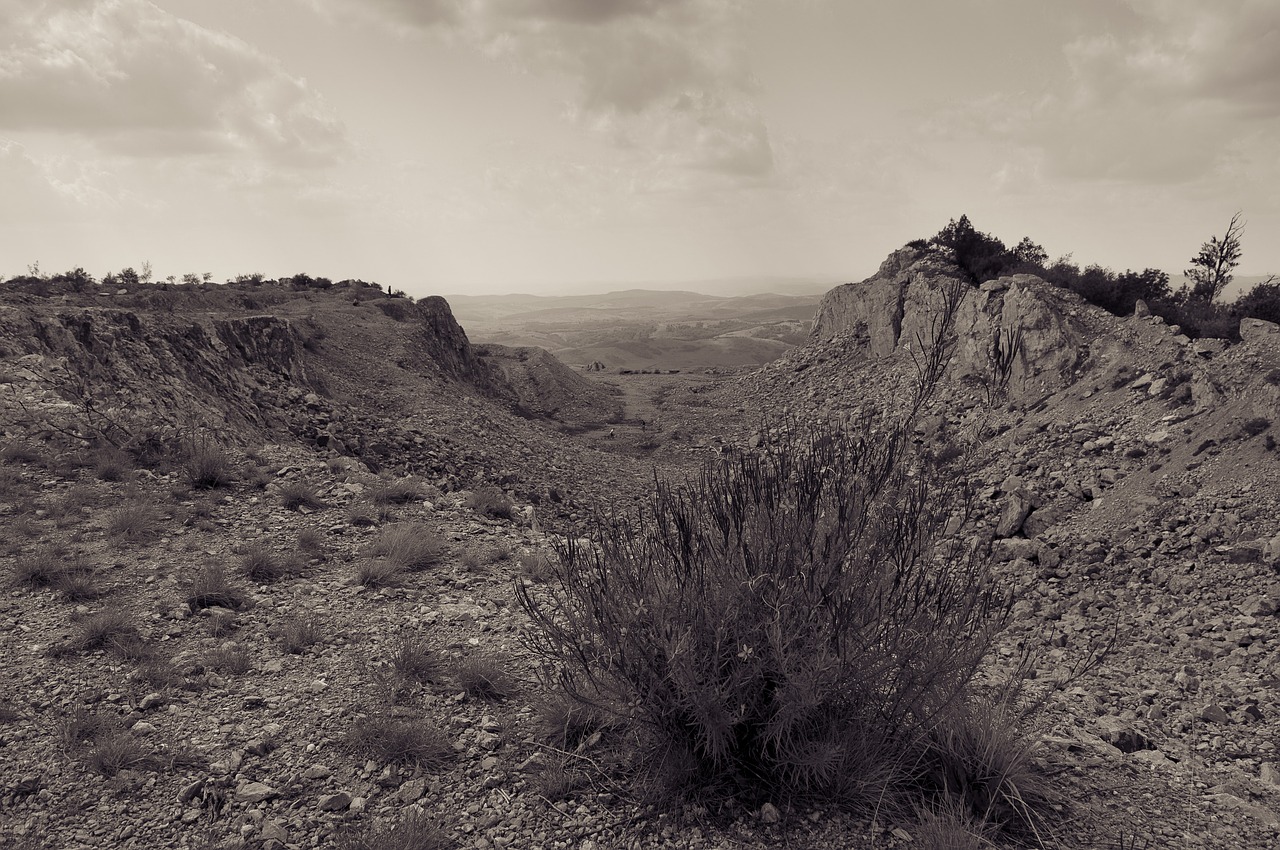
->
[1025,0,1280,183]
[0,0,348,165]
[320,0,773,177]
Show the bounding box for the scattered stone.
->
[261,820,289,844]
[318,791,352,812]
[1200,704,1230,725]
[992,538,1039,563]
[1262,763,1280,787]
[995,489,1035,538]
[235,782,279,804]
[138,692,166,711]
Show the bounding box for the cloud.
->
[0,141,71,224]
[322,0,773,177]
[0,0,348,165]
[1025,0,1280,183]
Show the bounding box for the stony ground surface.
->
[3,276,1280,848]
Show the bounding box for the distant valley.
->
[447,288,823,372]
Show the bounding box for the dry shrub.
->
[276,615,325,654]
[345,717,455,769]
[105,502,161,541]
[183,437,235,490]
[466,486,514,520]
[280,480,325,511]
[518,418,1015,809]
[370,476,423,506]
[354,559,404,588]
[182,563,247,611]
[335,810,451,850]
[368,522,445,572]
[389,634,441,685]
[452,653,516,701]
[238,542,304,583]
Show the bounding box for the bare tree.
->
[1186,212,1244,302]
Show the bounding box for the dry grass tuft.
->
[535,693,614,750]
[105,501,162,542]
[238,542,305,583]
[334,809,452,850]
[389,634,441,685]
[276,615,325,654]
[92,448,133,482]
[466,486,514,520]
[202,645,252,675]
[182,563,247,611]
[183,438,235,490]
[354,559,404,588]
[517,551,556,582]
[63,609,148,658]
[368,522,446,572]
[297,528,325,557]
[369,476,423,506]
[918,694,1060,845]
[1,440,44,465]
[451,653,516,701]
[279,480,325,511]
[345,716,455,768]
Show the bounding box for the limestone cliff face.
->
[0,306,312,440]
[409,296,508,396]
[812,247,1092,399]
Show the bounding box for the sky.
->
[1,0,1278,297]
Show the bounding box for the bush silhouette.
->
[518,413,1009,804]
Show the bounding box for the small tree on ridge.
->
[1186,212,1244,302]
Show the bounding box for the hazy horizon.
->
[3,2,1278,296]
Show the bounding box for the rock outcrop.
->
[474,344,624,423]
[0,307,313,441]
[812,246,1093,400]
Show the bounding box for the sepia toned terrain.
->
[2,238,1280,850]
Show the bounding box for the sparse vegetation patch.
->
[182,563,247,611]
[466,486,514,520]
[368,522,446,572]
[345,716,455,768]
[279,479,325,511]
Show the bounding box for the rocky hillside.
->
[3,252,1280,850]
[0,287,667,518]
[473,344,623,425]
[732,245,1280,845]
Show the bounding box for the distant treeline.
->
[912,215,1279,340]
[1,267,416,306]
